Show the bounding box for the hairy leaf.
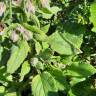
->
[32,71,57,96]
[48,23,85,55]
[7,40,30,74]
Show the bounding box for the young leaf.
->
[50,6,61,14]
[30,15,40,28]
[20,61,30,81]
[35,41,42,54]
[41,24,50,34]
[22,23,43,34]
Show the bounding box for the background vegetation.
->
[0,0,96,96]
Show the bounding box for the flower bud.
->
[10,31,19,42]
[0,2,6,16]
[16,26,25,34]
[23,30,33,41]
[25,0,35,14]
[12,0,22,6]
[31,57,38,67]
[0,23,5,35]
[16,26,33,41]
[40,0,50,8]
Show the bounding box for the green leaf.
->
[68,89,76,96]
[51,6,61,14]
[20,61,30,81]
[0,66,12,86]
[5,87,20,96]
[42,8,52,14]
[48,31,73,55]
[38,10,53,19]
[32,71,57,96]
[48,23,85,55]
[7,40,30,74]
[41,24,50,34]
[68,80,96,96]
[65,62,96,78]
[30,15,40,28]
[61,55,73,65]
[70,77,86,86]
[0,86,5,94]
[39,48,52,60]
[22,23,44,34]
[89,2,96,32]
[42,42,49,50]
[5,92,17,96]
[22,23,47,41]
[39,6,61,19]
[35,41,42,54]
[49,68,69,91]
[62,23,85,50]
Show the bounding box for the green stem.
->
[9,0,12,19]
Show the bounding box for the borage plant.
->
[0,0,96,96]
